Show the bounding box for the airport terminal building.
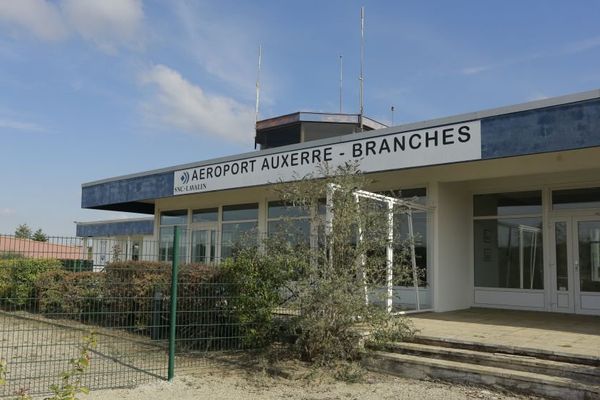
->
[80,89,600,316]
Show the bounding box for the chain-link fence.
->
[0,232,249,397]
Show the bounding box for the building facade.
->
[81,90,600,315]
[75,218,155,270]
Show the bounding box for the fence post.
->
[168,226,180,381]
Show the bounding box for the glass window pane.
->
[160,210,188,225]
[578,221,600,292]
[221,221,258,258]
[222,204,258,221]
[553,187,600,210]
[474,218,543,289]
[192,208,219,223]
[159,226,187,262]
[555,222,569,291]
[474,191,542,217]
[268,201,309,219]
[191,230,208,263]
[393,212,427,286]
[268,219,311,245]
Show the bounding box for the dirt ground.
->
[0,311,540,400]
[83,359,538,400]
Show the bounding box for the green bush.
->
[36,270,105,323]
[0,258,62,308]
[221,241,299,348]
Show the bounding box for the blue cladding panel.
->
[81,172,173,208]
[76,219,154,237]
[482,99,600,159]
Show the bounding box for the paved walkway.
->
[410,308,600,359]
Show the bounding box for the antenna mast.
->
[359,6,365,131]
[255,44,262,125]
[339,55,343,113]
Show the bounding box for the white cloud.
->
[0,117,45,133]
[61,0,144,53]
[0,208,15,216]
[140,64,255,144]
[0,0,143,52]
[0,0,67,41]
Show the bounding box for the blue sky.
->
[1,0,600,236]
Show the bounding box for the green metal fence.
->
[0,230,249,397]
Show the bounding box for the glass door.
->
[551,217,600,315]
[573,218,600,314]
[550,219,575,312]
[191,227,218,264]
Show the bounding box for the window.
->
[377,188,428,286]
[221,204,258,259]
[267,201,311,245]
[131,240,141,261]
[552,187,600,210]
[393,211,428,287]
[474,191,542,217]
[192,208,218,223]
[191,208,219,263]
[159,210,188,261]
[473,191,543,289]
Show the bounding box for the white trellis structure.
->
[325,183,431,313]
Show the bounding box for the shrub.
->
[35,261,234,348]
[0,258,62,308]
[102,261,233,348]
[102,261,171,331]
[35,270,105,323]
[221,238,301,348]
[223,163,418,364]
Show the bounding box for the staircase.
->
[363,336,600,399]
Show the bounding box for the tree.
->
[224,162,416,365]
[15,224,32,239]
[32,229,48,242]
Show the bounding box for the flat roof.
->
[255,112,387,131]
[82,88,600,188]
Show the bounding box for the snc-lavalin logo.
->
[180,171,190,184]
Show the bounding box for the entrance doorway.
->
[551,217,600,315]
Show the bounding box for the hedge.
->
[0,258,63,307]
[33,261,237,349]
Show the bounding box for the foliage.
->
[224,163,417,364]
[0,258,63,307]
[0,332,95,400]
[45,332,96,400]
[14,225,32,240]
[32,229,48,242]
[0,253,24,260]
[35,270,105,322]
[34,261,231,348]
[221,237,303,347]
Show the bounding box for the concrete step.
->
[385,341,600,385]
[363,350,600,400]
[412,335,600,367]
